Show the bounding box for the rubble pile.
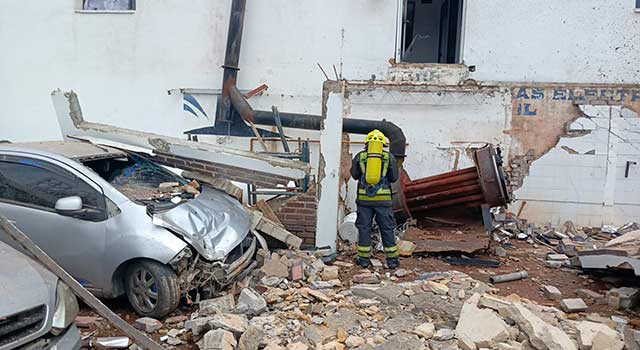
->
[89,259,639,350]
[491,208,640,276]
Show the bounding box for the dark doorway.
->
[402,0,464,63]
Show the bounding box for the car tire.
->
[124,260,180,318]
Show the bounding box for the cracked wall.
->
[506,85,640,192]
[513,102,640,226]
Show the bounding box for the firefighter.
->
[350,129,400,269]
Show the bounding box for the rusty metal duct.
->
[393,145,511,221]
[218,0,247,124]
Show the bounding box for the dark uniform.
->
[350,149,400,268]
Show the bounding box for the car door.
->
[0,155,108,292]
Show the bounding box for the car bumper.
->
[51,325,82,350]
[17,325,82,350]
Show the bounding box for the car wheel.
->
[125,260,180,318]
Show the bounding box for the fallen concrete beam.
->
[52,90,310,181]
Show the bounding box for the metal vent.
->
[0,305,47,347]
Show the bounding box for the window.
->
[636,0,640,12]
[82,0,135,11]
[401,0,464,63]
[0,158,106,221]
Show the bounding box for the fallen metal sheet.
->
[442,257,501,267]
[403,227,489,254]
[412,239,490,254]
[51,90,310,181]
[578,250,640,276]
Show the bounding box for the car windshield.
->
[83,153,189,202]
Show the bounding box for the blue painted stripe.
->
[183,94,208,118]
[184,104,199,118]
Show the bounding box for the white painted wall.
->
[464,1,640,84]
[0,0,396,143]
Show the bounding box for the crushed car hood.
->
[152,186,251,261]
[0,241,55,318]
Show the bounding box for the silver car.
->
[0,141,256,318]
[0,240,82,350]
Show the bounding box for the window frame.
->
[0,155,109,222]
[76,0,136,14]
[395,0,468,64]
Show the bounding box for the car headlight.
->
[51,281,79,335]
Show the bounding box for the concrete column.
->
[315,82,346,251]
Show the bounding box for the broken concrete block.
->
[289,259,304,281]
[479,294,513,313]
[506,303,577,350]
[255,214,303,249]
[426,281,449,295]
[370,258,383,268]
[606,287,640,310]
[545,260,564,269]
[494,245,508,257]
[345,335,366,347]
[321,266,340,281]
[261,254,290,278]
[542,285,563,301]
[236,288,267,315]
[159,182,180,192]
[74,315,97,328]
[560,298,589,313]
[199,329,237,350]
[209,314,248,335]
[456,293,510,348]
[576,289,604,303]
[133,317,162,333]
[307,289,332,303]
[199,294,236,315]
[547,253,570,260]
[398,240,416,257]
[413,323,435,339]
[93,337,130,349]
[577,321,624,350]
[185,317,215,336]
[238,325,264,350]
[352,272,380,284]
[433,328,456,341]
[183,171,243,201]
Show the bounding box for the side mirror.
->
[55,196,83,216]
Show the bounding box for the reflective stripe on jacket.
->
[357,151,392,202]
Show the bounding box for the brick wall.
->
[273,186,318,246]
[149,152,295,187]
[507,149,535,192]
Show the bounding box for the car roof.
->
[0,141,127,162]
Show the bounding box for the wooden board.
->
[0,216,164,350]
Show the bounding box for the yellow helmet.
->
[366,129,389,146]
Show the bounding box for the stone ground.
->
[77,225,640,349]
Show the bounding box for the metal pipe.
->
[253,110,407,159]
[405,172,479,193]
[219,0,247,124]
[406,184,482,204]
[229,85,254,122]
[407,167,476,186]
[489,271,529,284]
[405,179,479,198]
[409,194,484,213]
